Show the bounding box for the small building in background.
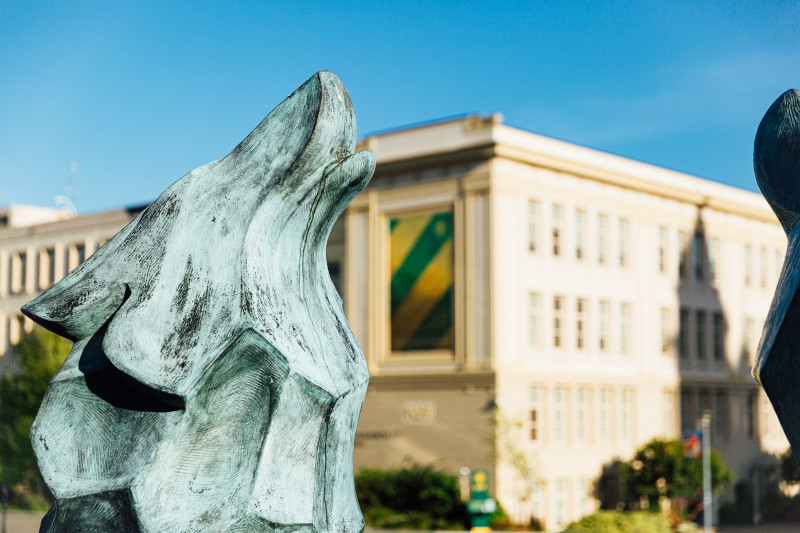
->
[0,115,789,529]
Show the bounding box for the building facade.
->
[0,115,789,529]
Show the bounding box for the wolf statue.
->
[753,89,800,459]
[22,71,374,532]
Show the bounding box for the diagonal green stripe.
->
[400,286,454,351]
[390,212,452,313]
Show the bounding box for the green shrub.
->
[561,510,671,533]
[355,464,468,530]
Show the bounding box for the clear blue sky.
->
[1,1,798,214]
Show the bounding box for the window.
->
[743,318,755,363]
[708,238,719,282]
[576,298,587,349]
[553,296,564,348]
[747,391,757,439]
[598,389,610,443]
[692,231,705,281]
[389,211,454,352]
[678,231,688,279]
[699,390,711,421]
[620,389,632,442]
[77,243,86,265]
[597,214,608,264]
[620,303,631,354]
[713,312,724,362]
[553,388,567,444]
[680,390,694,431]
[528,200,539,252]
[46,247,56,287]
[714,390,728,441]
[696,311,707,360]
[575,209,586,260]
[660,308,671,354]
[663,390,675,436]
[11,251,28,294]
[598,301,609,351]
[679,308,690,360]
[554,480,567,527]
[576,388,588,445]
[744,244,753,286]
[761,246,768,288]
[658,226,667,273]
[618,218,629,267]
[552,205,563,257]
[530,388,542,442]
[529,293,541,348]
[530,482,545,524]
[577,479,592,517]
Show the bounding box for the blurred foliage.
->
[0,325,71,510]
[621,438,733,523]
[355,464,468,529]
[781,447,800,484]
[561,510,671,533]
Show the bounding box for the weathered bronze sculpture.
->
[22,71,374,532]
[753,89,800,456]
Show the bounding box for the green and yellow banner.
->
[389,212,454,351]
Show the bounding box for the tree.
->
[0,325,71,509]
[621,438,733,522]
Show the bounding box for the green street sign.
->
[470,469,490,500]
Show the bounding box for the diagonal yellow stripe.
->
[390,216,431,277]
[391,239,453,350]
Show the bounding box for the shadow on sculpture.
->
[22,71,374,532]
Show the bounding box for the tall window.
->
[597,214,608,264]
[663,390,675,436]
[692,231,704,281]
[576,389,588,445]
[679,308,690,360]
[696,311,707,360]
[660,308,671,354]
[46,247,56,286]
[552,205,563,257]
[620,389,632,441]
[598,389,610,443]
[598,301,610,351]
[743,318,755,363]
[553,296,564,348]
[678,231,688,279]
[389,211,454,352]
[11,251,28,294]
[528,200,539,252]
[618,218,629,267]
[744,244,753,286]
[553,388,566,444]
[576,298,587,349]
[530,388,542,442]
[747,391,757,439]
[530,482,545,523]
[575,209,586,260]
[714,390,728,441]
[708,238,719,282]
[713,312,724,362]
[760,246,768,288]
[529,293,541,348]
[658,226,668,273]
[554,480,567,527]
[577,479,592,518]
[620,303,631,355]
[680,390,694,431]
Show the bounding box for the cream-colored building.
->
[0,115,789,529]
